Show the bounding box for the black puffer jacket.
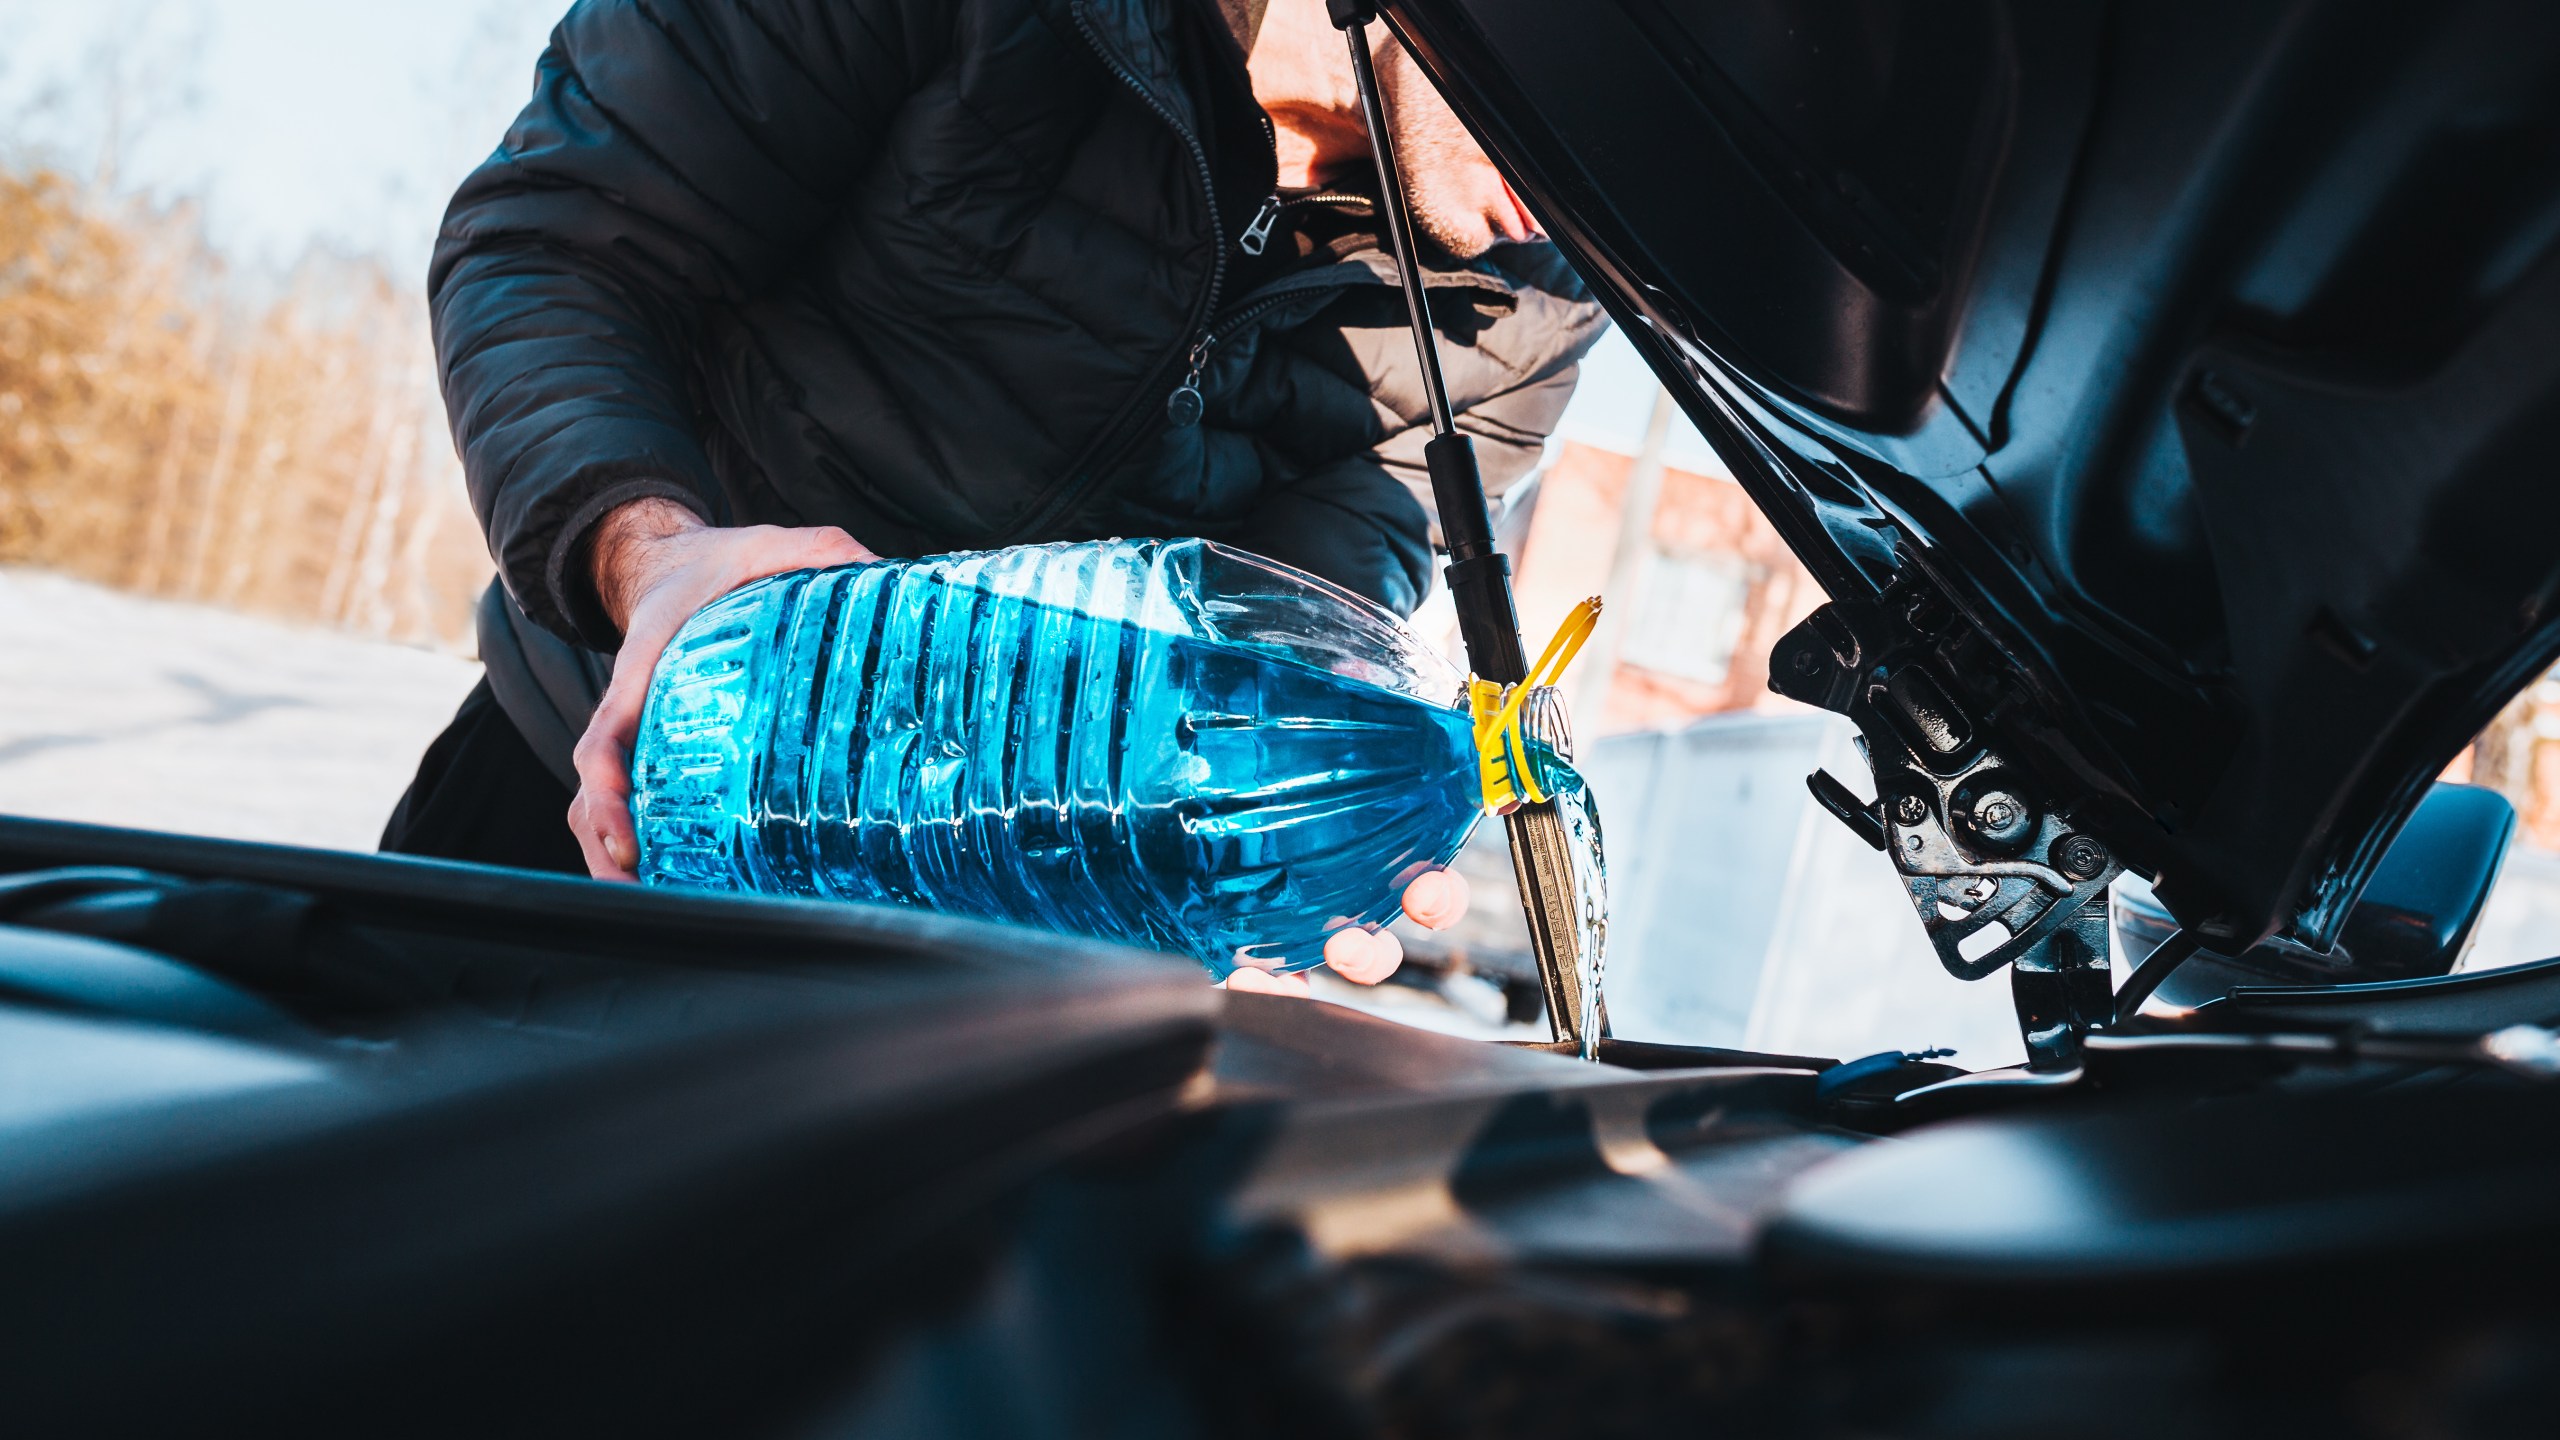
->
[435,0,1602,766]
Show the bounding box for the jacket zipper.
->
[1204,198,1517,363]
[1239,194,1284,256]
[1285,190,1376,216]
[1207,291,1305,351]
[1000,6,1244,545]
[1200,280,1339,357]
[1165,108,1288,425]
[1239,189,1372,257]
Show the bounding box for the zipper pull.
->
[1238,194,1282,256]
[1166,336,1210,428]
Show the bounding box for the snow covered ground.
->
[0,568,482,852]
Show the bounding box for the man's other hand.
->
[1223,868,1473,996]
[568,497,875,881]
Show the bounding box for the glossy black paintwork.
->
[13,817,2560,1435]
[0,818,1218,1437]
[2114,780,2519,1006]
[1385,0,2560,953]
[1763,1085,2560,1291]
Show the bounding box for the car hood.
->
[1391,0,2560,949]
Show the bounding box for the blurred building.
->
[1508,421,1825,737]
[2449,675,2560,852]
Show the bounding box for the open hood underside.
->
[1392,0,2560,948]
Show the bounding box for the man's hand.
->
[567,497,876,881]
[1224,868,1473,996]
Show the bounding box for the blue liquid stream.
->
[633,558,1501,977]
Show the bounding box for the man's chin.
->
[1408,204,1502,262]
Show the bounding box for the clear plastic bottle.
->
[630,539,1496,978]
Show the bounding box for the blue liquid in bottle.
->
[631,539,1494,978]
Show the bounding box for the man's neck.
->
[1244,0,1368,189]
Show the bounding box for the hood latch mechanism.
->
[1773,575,2124,1072]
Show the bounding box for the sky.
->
[0,0,567,274]
[0,0,1716,466]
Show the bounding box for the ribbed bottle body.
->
[633,540,1481,975]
